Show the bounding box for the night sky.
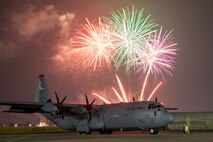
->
[0,0,213,124]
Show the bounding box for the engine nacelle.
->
[41,103,57,113]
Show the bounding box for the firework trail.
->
[111,87,124,102]
[104,6,158,73]
[92,74,163,103]
[147,81,163,101]
[70,18,114,70]
[115,75,128,102]
[92,93,111,104]
[138,27,177,101]
[92,75,128,103]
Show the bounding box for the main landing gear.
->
[149,128,159,134]
[99,129,113,134]
[78,131,92,135]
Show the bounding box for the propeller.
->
[165,107,178,110]
[84,94,96,121]
[155,97,178,110]
[55,92,67,119]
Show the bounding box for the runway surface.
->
[0,131,213,142]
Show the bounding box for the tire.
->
[99,129,112,134]
[149,128,158,134]
[85,131,92,135]
[99,130,105,134]
[79,131,91,135]
[105,130,112,134]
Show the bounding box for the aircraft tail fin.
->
[34,74,51,103]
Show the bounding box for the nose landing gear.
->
[149,128,159,134]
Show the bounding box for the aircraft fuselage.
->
[44,101,173,134]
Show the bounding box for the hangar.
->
[169,112,213,130]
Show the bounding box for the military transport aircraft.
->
[0,75,175,134]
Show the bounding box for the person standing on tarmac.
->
[183,122,191,134]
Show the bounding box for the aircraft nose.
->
[162,113,174,124]
[167,113,174,124]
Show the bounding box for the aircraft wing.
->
[0,101,101,114]
[0,101,44,113]
[59,103,102,114]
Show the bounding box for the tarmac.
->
[0,131,213,142]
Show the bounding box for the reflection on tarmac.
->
[0,131,213,142]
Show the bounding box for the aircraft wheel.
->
[99,130,112,134]
[78,131,91,135]
[85,131,92,135]
[149,128,158,134]
[99,130,105,134]
[78,132,84,135]
[105,130,112,134]
[154,129,159,134]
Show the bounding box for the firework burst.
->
[137,27,177,101]
[104,6,158,73]
[137,27,177,79]
[69,18,114,70]
[68,6,178,103]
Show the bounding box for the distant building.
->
[169,112,213,130]
[8,123,16,127]
[24,121,33,127]
[37,115,49,127]
[0,124,6,127]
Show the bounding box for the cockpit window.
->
[148,104,164,109]
[148,104,156,109]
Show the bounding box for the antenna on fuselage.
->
[132,97,135,102]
